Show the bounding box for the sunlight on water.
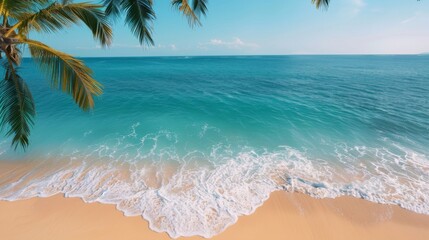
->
[1,56,428,237]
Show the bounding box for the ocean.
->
[1,55,428,238]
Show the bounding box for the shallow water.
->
[1,55,428,238]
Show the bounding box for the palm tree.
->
[0,0,112,149]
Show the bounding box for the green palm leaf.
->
[0,66,35,149]
[23,38,102,110]
[102,0,155,45]
[11,1,112,47]
[12,2,66,34]
[65,2,113,46]
[312,0,330,9]
[1,1,111,150]
[121,0,155,45]
[103,0,121,18]
[0,0,50,18]
[171,0,208,27]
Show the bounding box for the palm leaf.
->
[65,2,113,46]
[121,0,155,46]
[172,0,208,27]
[0,0,50,18]
[0,66,35,149]
[103,0,121,18]
[10,2,67,35]
[11,1,112,46]
[312,0,330,9]
[23,38,102,110]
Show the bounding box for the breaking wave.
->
[1,126,428,238]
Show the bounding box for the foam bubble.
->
[1,131,428,238]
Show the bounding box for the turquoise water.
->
[1,56,429,237]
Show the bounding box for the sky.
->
[27,0,429,57]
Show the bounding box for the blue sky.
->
[28,0,429,57]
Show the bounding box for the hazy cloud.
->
[76,43,178,51]
[150,44,178,51]
[350,0,366,15]
[200,37,259,50]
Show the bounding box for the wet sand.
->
[1,191,429,240]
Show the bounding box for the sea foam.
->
[1,131,428,238]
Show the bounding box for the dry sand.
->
[1,191,429,240]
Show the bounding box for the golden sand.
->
[1,191,429,240]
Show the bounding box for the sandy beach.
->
[1,1,429,239]
[1,191,429,240]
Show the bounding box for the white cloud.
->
[350,0,366,15]
[76,43,140,50]
[151,44,178,51]
[113,43,141,48]
[201,37,259,50]
[76,43,178,51]
[352,0,365,7]
[75,45,102,50]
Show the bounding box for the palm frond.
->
[172,0,208,27]
[23,38,102,110]
[12,2,112,46]
[312,0,330,9]
[103,0,121,18]
[121,0,155,46]
[7,2,63,35]
[0,66,35,149]
[192,0,208,16]
[0,0,51,18]
[65,2,113,46]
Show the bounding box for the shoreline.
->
[1,191,429,240]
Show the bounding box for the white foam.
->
[1,132,428,238]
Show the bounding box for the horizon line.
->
[22,53,429,59]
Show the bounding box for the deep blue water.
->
[1,56,428,237]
